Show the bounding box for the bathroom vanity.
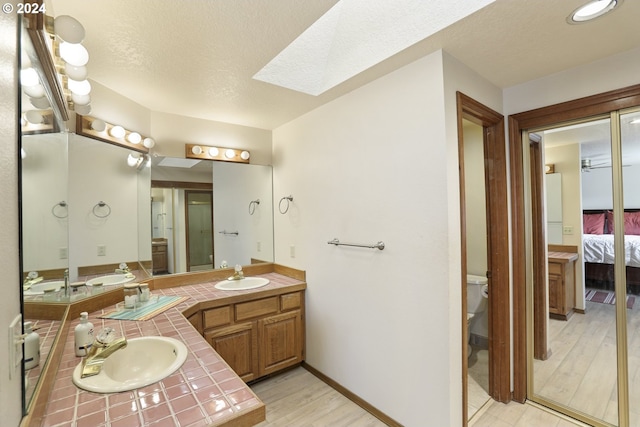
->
[23,264,305,427]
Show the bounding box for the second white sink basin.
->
[86,273,135,287]
[23,280,64,296]
[214,277,270,290]
[72,336,188,393]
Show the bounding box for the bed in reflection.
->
[583,210,640,294]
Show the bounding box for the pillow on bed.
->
[606,211,640,235]
[583,213,605,234]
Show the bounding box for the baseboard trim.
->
[301,362,403,427]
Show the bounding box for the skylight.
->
[253,0,497,96]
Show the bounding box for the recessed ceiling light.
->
[567,0,622,24]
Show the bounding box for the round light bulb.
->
[91,119,106,132]
[75,104,91,115]
[143,138,155,148]
[30,96,50,109]
[208,147,219,157]
[109,125,125,138]
[240,151,250,160]
[191,146,203,155]
[71,92,90,105]
[127,153,140,167]
[67,78,91,96]
[225,149,236,159]
[127,132,142,144]
[23,84,45,98]
[54,15,85,43]
[59,42,89,66]
[64,63,88,81]
[25,110,44,124]
[20,68,39,86]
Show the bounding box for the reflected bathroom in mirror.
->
[22,133,152,304]
[151,156,274,274]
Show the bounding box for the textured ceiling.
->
[49,0,640,130]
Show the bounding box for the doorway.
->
[510,84,640,426]
[185,190,214,271]
[457,92,510,424]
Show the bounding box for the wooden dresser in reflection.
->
[152,239,168,274]
[548,249,579,320]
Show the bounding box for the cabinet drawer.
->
[204,306,231,329]
[548,262,563,276]
[152,244,167,253]
[236,297,278,321]
[280,292,301,311]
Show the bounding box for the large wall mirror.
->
[151,157,274,274]
[18,8,275,416]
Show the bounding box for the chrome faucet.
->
[63,269,69,297]
[80,327,127,378]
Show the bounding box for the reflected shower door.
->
[186,191,213,271]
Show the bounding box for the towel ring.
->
[279,195,293,214]
[51,201,68,219]
[248,199,260,215]
[92,201,111,218]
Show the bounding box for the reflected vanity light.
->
[21,110,55,134]
[185,143,251,164]
[77,114,154,154]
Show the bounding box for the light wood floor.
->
[250,367,388,427]
[252,365,590,427]
[533,297,640,426]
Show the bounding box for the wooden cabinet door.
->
[548,273,561,315]
[258,310,302,377]
[205,322,258,382]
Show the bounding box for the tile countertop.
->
[39,273,306,427]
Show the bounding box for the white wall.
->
[1,3,24,424]
[212,162,274,267]
[582,164,640,209]
[68,134,139,279]
[21,133,68,272]
[504,47,640,115]
[273,50,502,426]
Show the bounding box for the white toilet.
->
[467,274,488,357]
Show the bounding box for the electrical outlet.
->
[59,247,68,259]
[97,245,106,256]
[290,245,296,258]
[563,226,573,235]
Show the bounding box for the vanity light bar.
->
[185,144,250,164]
[76,114,152,154]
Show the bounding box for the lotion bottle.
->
[74,312,94,356]
[23,321,40,370]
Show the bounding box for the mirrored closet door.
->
[527,106,640,427]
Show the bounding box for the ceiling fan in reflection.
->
[581,158,629,172]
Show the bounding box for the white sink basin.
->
[72,336,187,393]
[23,280,65,296]
[86,273,135,287]
[214,277,270,290]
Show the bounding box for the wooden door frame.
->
[457,92,510,425]
[508,84,640,402]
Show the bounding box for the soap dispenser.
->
[23,321,40,370]
[74,312,94,356]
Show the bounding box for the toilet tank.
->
[467,274,488,314]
